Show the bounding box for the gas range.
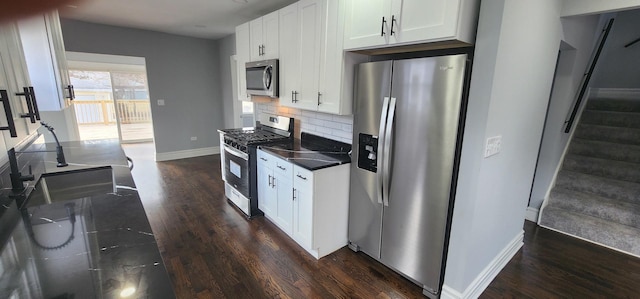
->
[222,127,291,153]
[218,114,294,218]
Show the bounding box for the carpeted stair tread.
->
[563,154,640,184]
[547,187,640,229]
[539,206,640,256]
[569,138,640,163]
[555,170,640,204]
[574,124,640,146]
[580,110,640,129]
[586,98,640,113]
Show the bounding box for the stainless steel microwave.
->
[246,59,278,98]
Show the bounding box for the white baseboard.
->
[441,231,524,299]
[525,207,539,223]
[589,88,640,100]
[155,146,220,161]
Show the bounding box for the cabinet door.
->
[274,170,293,235]
[343,0,391,50]
[278,3,299,107]
[390,0,459,45]
[249,18,263,61]
[0,24,34,147]
[262,11,279,60]
[293,166,313,249]
[235,23,251,101]
[46,11,72,105]
[295,0,325,111]
[18,14,64,111]
[257,161,276,217]
[318,0,345,115]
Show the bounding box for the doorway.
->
[66,53,154,143]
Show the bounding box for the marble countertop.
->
[259,133,352,171]
[0,139,175,298]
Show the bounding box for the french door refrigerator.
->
[348,54,469,298]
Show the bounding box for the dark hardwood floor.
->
[123,143,640,298]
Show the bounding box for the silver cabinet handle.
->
[381,16,386,36]
[277,165,286,171]
[293,188,296,201]
[296,174,307,180]
[317,92,322,106]
[260,157,268,161]
[0,90,17,137]
[268,174,272,187]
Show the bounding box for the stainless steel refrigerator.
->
[348,54,469,298]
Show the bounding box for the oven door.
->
[223,144,250,198]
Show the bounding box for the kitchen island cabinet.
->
[257,142,350,259]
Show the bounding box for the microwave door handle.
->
[263,65,272,90]
[377,97,390,205]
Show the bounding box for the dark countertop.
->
[0,139,175,298]
[259,133,352,171]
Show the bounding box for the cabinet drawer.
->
[257,149,275,168]
[293,166,313,190]
[273,157,292,177]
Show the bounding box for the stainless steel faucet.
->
[7,122,68,191]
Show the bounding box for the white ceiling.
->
[59,0,298,40]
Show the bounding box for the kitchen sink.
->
[26,166,115,207]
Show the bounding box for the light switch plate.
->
[157,99,165,106]
[485,135,502,158]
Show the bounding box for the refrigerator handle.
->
[377,97,390,205]
[382,97,397,207]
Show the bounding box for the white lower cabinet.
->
[257,149,350,259]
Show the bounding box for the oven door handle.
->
[223,144,248,160]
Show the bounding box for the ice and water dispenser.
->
[357,133,378,173]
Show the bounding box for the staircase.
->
[539,97,640,257]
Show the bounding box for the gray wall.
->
[60,19,224,154]
[591,9,640,88]
[444,0,565,294]
[528,15,601,213]
[217,34,237,128]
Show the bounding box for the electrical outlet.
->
[157,99,165,106]
[484,135,502,158]
[190,136,197,141]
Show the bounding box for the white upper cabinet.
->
[297,0,324,111]
[344,0,479,51]
[235,22,251,101]
[249,11,279,61]
[279,0,325,111]
[278,3,300,107]
[0,23,37,148]
[342,0,391,49]
[279,0,366,115]
[18,11,73,111]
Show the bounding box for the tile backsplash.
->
[254,102,353,144]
